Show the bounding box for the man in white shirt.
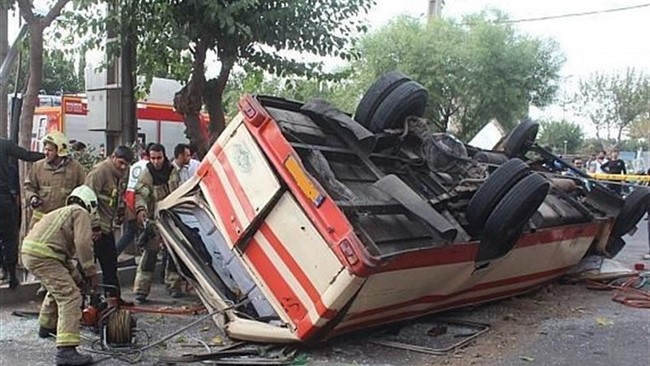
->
[116,144,150,256]
[594,150,608,174]
[172,143,192,183]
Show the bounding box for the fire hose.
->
[80,299,249,364]
[585,275,650,309]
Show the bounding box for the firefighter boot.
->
[38,326,57,338]
[55,347,92,366]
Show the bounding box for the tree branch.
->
[43,0,71,26]
[16,0,35,23]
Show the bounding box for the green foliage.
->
[571,68,650,143]
[223,69,362,118]
[59,0,191,94]
[170,0,373,74]
[6,48,83,94]
[537,119,584,154]
[352,13,564,141]
[73,146,103,172]
[63,0,374,90]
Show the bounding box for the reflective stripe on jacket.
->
[85,159,127,234]
[21,205,97,277]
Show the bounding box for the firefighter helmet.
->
[67,185,98,220]
[42,131,70,157]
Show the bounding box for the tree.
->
[352,13,564,140]
[8,48,83,94]
[537,119,584,154]
[223,69,362,118]
[628,118,650,142]
[571,69,650,143]
[170,0,374,157]
[3,0,81,149]
[66,0,374,157]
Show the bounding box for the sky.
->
[368,0,650,77]
[6,0,650,134]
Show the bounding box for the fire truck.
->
[31,94,207,155]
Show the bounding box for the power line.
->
[495,2,650,24]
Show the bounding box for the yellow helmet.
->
[67,185,98,220]
[42,131,70,157]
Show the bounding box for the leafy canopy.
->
[352,13,564,140]
[571,68,650,143]
[537,119,584,154]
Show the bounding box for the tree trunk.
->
[616,125,624,144]
[18,23,44,149]
[174,40,208,158]
[0,6,8,138]
[204,56,234,142]
[121,7,137,145]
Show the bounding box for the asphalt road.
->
[490,220,650,366]
[0,221,648,365]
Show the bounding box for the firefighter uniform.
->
[85,158,128,298]
[133,164,181,300]
[20,186,97,363]
[24,157,86,226]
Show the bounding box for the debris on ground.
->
[370,318,490,355]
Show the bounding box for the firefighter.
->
[24,131,86,228]
[0,138,45,288]
[21,185,99,365]
[85,145,134,304]
[133,143,182,304]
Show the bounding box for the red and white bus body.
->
[156,95,618,343]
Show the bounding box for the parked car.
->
[155,72,649,343]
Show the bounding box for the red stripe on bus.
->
[378,223,600,273]
[200,166,241,246]
[244,238,308,325]
[218,149,335,320]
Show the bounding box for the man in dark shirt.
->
[601,149,627,194]
[0,138,45,288]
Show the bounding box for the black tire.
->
[354,71,411,128]
[474,151,508,165]
[503,119,539,158]
[367,80,428,133]
[605,236,626,258]
[476,173,550,263]
[612,187,650,237]
[466,158,530,235]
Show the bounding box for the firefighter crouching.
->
[24,131,86,227]
[21,185,99,366]
[133,143,182,304]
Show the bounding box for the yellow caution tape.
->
[591,173,650,182]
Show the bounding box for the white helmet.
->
[67,185,98,220]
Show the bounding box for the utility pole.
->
[428,0,444,20]
[0,5,8,138]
